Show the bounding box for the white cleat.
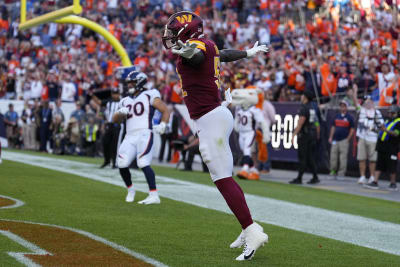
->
[236,244,256,261]
[230,231,245,248]
[138,195,161,205]
[125,190,135,203]
[236,222,268,261]
[230,223,263,249]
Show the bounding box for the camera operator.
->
[365,105,400,191]
[38,100,52,152]
[354,96,384,185]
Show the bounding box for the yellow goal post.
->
[19,0,132,66]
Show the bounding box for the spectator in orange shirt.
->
[106,56,120,77]
[108,23,115,37]
[267,15,279,36]
[320,62,337,97]
[8,55,19,71]
[36,45,49,61]
[134,52,149,69]
[85,36,97,57]
[86,0,93,9]
[0,18,9,30]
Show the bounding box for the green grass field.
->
[1,150,400,266]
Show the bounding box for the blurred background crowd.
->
[2,0,400,105]
[1,0,400,177]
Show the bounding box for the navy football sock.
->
[142,166,156,191]
[119,168,132,188]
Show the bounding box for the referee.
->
[101,88,121,168]
[289,90,320,185]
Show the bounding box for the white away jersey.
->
[118,89,161,132]
[235,106,264,133]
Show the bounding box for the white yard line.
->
[0,230,49,267]
[0,195,25,209]
[3,151,400,257]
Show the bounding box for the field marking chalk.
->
[0,195,25,209]
[0,230,49,267]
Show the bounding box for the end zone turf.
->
[1,151,400,266]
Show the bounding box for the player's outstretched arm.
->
[220,41,269,62]
[220,49,247,62]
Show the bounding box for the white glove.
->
[262,132,271,144]
[153,121,167,134]
[259,120,271,144]
[246,41,269,58]
[221,88,232,107]
[116,107,129,115]
[172,40,200,59]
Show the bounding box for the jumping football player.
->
[113,67,170,205]
[162,11,269,261]
[234,101,270,180]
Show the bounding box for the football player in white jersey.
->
[234,103,270,180]
[113,67,170,205]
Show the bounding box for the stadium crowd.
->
[1,0,400,105]
[1,0,399,186]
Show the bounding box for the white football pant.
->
[195,106,234,182]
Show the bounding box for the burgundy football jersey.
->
[176,38,222,119]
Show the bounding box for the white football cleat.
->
[236,222,268,261]
[236,244,255,261]
[138,195,161,205]
[138,191,160,205]
[230,223,263,248]
[125,189,135,203]
[230,231,245,248]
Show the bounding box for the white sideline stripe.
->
[0,219,169,267]
[0,195,25,209]
[3,151,400,257]
[0,230,50,267]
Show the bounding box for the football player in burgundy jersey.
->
[163,11,269,261]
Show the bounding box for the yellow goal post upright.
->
[19,0,132,67]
